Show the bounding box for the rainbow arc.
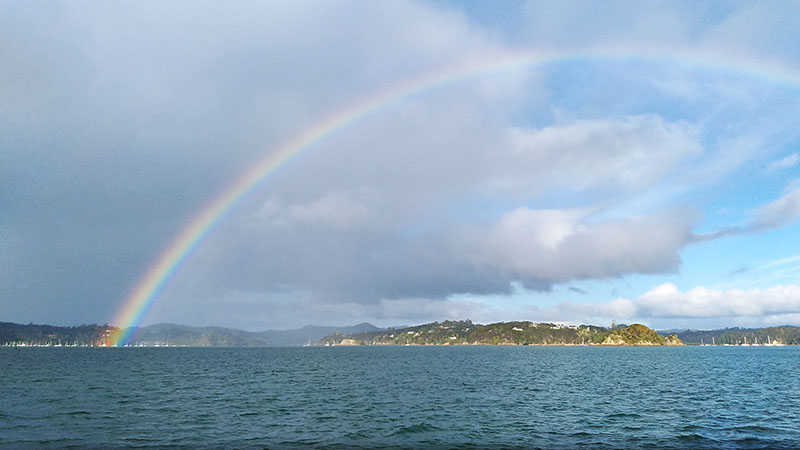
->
[110,47,800,346]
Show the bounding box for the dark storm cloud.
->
[0,2,265,322]
[0,0,505,325]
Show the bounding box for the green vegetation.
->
[128,324,265,347]
[673,326,800,345]
[597,323,681,345]
[12,320,800,347]
[318,321,684,346]
[0,322,115,346]
[0,322,381,347]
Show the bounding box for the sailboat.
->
[765,334,786,346]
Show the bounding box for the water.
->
[2,346,800,449]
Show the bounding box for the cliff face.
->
[601,335,628,346]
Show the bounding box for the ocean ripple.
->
[2,346,800,448]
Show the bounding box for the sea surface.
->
[2,346,800,449]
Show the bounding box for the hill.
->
[318,320,683,346]
[254,323,380,346]
[669,326,800,345]
[0,322,382,347]
[602,323,680,345]
[0,322,114,346]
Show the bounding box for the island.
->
[318,320,684,346]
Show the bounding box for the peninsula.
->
[318,320,684,346]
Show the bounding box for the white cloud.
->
[519,1,692,49]
[502,116,702,193]
[250,192,373,230]
[555,282,800,321]
[519,1,800,66]
[292,282,800,328]
[695,183,800,241]
[289,192,371,230]
[752,186,800,231]
[698,2,800,65]
[455,207,695,284]
[767,153,800,171]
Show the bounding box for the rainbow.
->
[110,46,800,345]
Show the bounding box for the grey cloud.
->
[138,112,709,323]
[162,202,695,319]
[258,113,704,242]
[184,214,516,304]
[5,0,799,330]
[1,0,507,325]
[729,266,749,276]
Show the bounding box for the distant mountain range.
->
[0,321,381,347]
[127,322,382,347]
[2,320,799,347]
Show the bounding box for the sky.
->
[3,0,800,331]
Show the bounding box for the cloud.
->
[166,108,706,313]
[280,282,800,329]
[752,187,800,231]
[284,192,372,230]
[507,282,800,329]
[519,0,800,64]
[502,116,702,193]
[174,202,697,317]
[0,0,514,325]
[694,184,800,242]
[625,283,800,319]
[248,192,375,231]
[4,0,800,330]
[698,2,800,64]
[520,1,691,48]
[767,153,800,171]
[454,207,695,286]
[729,266,749,276]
